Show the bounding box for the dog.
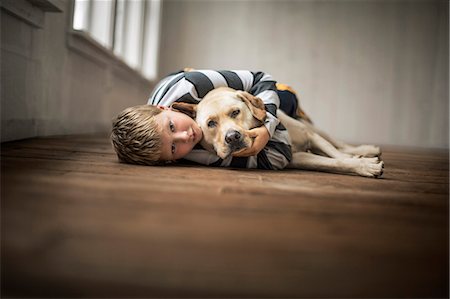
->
[171,87,384,178]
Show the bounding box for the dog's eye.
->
[230,109,240,118]
[207,120,216,128]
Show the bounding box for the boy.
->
[111,69,301,169]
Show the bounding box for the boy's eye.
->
[169,120,175,132]
[230,109,240,118]
[171,143,176,154]
[207,120,216,128]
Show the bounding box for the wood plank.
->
[1,135,448,297]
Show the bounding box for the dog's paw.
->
[342,145,381,158]
[356,157,384,178]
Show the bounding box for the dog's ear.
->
[170,102,197,119]
[236,91,266,122]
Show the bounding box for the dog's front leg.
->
[339,144,382,158]
[287,152,384,178]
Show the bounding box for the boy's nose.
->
[174,130,191,142]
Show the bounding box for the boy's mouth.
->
[193,125,202,143]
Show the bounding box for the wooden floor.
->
[1,134,448,298]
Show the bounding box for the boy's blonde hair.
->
[111,105,164,165]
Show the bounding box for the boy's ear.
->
[170,102,197,119]
[235,91,266,122]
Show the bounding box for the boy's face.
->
[154,107,203,161]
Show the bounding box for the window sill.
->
[66,30,153,85]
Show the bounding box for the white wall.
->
[1,0,154,142]
[158,0,449,148]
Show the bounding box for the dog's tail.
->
[296,106,313,124]
[276,83,314,124]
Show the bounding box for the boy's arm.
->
[182,149,224,166]
[183,146,290,170]
[250,72,281,138]
[149,70,281,135]
[225,71,280,156]
[254,129,293,170]
[147,70,187,106]
[182,126,292,171]
[148,70,281,157]
[232,126,270,157]
[230,71,281,138]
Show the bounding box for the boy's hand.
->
[232,126,270,157]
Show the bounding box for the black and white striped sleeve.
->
[148,72,197,106]
[148,70,281,137]
[148,70,230,106]
[250,71,281,138]
[183,126,292,170]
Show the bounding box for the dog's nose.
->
[225,130,242,145]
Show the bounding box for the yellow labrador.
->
[172,87,384,178]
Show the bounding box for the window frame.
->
[67,0,161,83]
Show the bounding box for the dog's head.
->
[171,87,266,159]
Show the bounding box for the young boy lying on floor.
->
[111,69,303,170]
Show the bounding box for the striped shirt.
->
[148,70,292,170]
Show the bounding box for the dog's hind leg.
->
[304,123,381,158]
[278,110,381,158]
[308,132,354,159]
[287,152,384,178]
[278,110,346,158]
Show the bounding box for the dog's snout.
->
[225,130,242,145]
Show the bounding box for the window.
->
[72,0,161,80]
